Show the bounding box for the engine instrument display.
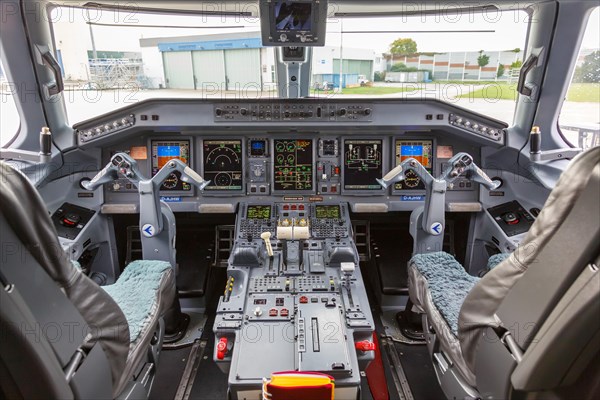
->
[273,139,313,191]
[246,205,272,220]
[343,139,383,190]
[203,140,243,191]
[394,140,433,190]
[151,140,191,191]
[315,205,341,219]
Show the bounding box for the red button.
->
[355,340,375,352]
[291,204,297,210]
[299,296,308,304]
[217,337,228,360]
[331,186,337,193]
[299,204,305,210]
[283,205,289,210]
[269,308,278,317]
[280,308,289,317]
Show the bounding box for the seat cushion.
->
[410,252,479,336]
[486,253,511,270]
[103,260,174,343]
[408,252,479,386]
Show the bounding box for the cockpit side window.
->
[558,7,599,151]
[0,60,21,147]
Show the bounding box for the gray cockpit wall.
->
[0,0,594,190]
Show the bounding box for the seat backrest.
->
[457,148,600,396]
[0,162,130,397]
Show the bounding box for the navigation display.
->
[273,139,313,191]
[203,140,243,191]
[247,205,271,220]
[274,1,312,31]
[394,140,434,190]
[343,139,383,191]
[315,205,341,219]
[151,140,191,191]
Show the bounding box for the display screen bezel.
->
[392,137,436,194]
[246,205,272,220]
[201,139,244,192]
[271,138,316,195]
[314,205,341,219]
[341,138,387,194]
[150,138,193,194]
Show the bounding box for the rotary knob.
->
[297,218,307,227]
[280,218,291,227]
[254,307,263,317]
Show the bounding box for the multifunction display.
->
[273,139,313,191]
[315,205,341,219]
[246,205,272,220]
[203,140,243,191]
[343,139,383,191]
[394,139,433,190]
[151,140,191,191]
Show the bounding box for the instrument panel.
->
[151,140,191,192]
[273,139,313,192]
[105,134,484,207]
[89,96,506,208]
[343,139,384,192]
[203,140,243,191]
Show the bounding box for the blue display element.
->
[401,195,425,201]
[401,145,424,157]
[252,141,264,151]
[158,38,262,52]
[160,196,182,202]
[157,146,180,157]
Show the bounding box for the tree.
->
[497,64,505,78]
[389,38,417,56]
[477,52,490,68]
[374,71,386,82]
[390,63,418,72]
[573,50,600,83]
[511,59,523,69]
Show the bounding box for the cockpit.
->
[1,1,599,400]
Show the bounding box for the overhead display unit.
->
[260,0,327,46]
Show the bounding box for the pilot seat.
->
[0,161,176,399]
[407,147,600,398]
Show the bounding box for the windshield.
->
[51,6,529,125]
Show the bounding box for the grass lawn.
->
[566,83,600,102]
[459,83,519,101]
[460,82,599,102]
[311,86,420,95]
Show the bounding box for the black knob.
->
[240,108,248,116]
[284,111,291,118]
[338,108,347,116]
[364,108,372,116]
[215,108,223,116]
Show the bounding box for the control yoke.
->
[377,152,499,254]
[84,152,210,237]
[440,153,501,191]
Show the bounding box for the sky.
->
[49,6,599,55]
